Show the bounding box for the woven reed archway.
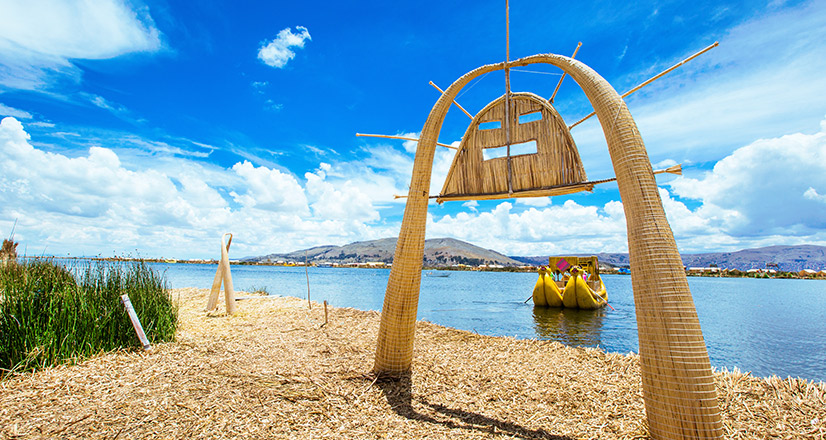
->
[372,53,723,440]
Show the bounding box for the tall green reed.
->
[0,259,178,376]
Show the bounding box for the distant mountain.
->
[512,245,826,272]
[244,237,524,267]
[679,245,826,271]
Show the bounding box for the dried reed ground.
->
[1,288,823,439]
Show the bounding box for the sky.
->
[1,0,826,259]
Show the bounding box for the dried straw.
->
[0,288,822,439]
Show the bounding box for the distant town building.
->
[798,269,817,277]
[687,267,720,275]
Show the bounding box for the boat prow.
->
[532,256,608,309]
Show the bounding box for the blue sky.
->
[1,0,826,259]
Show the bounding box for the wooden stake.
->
[121,294,151,350]
[662,164,682,175]
[429,81,473,119]
[569,42,719,129]
[504,0,512,195]
[356,133,457,150]
[550,42,581,103]
[323,300,328,327]
[305,250,311,309]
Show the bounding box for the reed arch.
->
[372,53,723,439]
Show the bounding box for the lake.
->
[155,263,826,383]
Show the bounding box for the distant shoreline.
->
[22,255,826,280]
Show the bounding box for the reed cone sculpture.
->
[206,233,236,315]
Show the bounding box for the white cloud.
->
[0,0,163,90]
[399,132,419,153]
[257,26,311,69]
[5,111,826,260]
[82,93,137,120]
[421,117,826,255]
[0,118,476,259]
[461,200,478,212]
[0,117,391,259]
[668,116,826,240]
[230,161,309,214]
[804,187,826,204]
[354,133,458,202]
[304,165,379,223]
[515,197,552,207]
[264,99,283,111]
[0,103,32,119]
[427,200,629,256]
[652,158,678,169]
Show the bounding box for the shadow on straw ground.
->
[376,373,574,440]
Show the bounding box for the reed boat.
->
[532,256,607,309]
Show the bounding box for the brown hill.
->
[244,237,523,267]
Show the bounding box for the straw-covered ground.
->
[1,288,824,439]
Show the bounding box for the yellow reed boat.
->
[532,256,608,309]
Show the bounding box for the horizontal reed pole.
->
[395,164,681,201]
[569,42,719,129]
[356,133,457,150]
[429,81,474,119]
[550,42,582,103]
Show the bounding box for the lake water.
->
[155,263,826,383]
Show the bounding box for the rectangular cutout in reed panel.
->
[519,112,542,124]
[478,120,502,130]
[482,140,537,160]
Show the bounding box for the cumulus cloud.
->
[5,110,826,259]
[0,117,388,258]
[427,200,630,256]
[257,26,311,68]
[668,117,826,238]
[420,118,826,255]
[0,0,163,90]
[230,161,309,214]
[305,164,379,223]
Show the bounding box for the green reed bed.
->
[0,259,177,376]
